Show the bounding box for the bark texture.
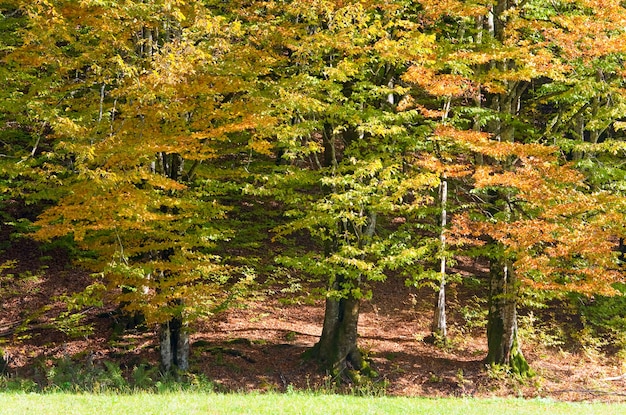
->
[432,281,447,340]
[486,259,530,376]
[159,317,190,373]
[431,178,448,341]
[312,291,370,380]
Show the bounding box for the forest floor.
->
[1,232,626,402]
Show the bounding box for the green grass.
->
[1,392,625,415]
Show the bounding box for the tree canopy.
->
[1,0,625,377]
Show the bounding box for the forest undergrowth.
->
[1,233,625,402]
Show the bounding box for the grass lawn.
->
[2,392,625,415]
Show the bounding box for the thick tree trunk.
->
[155,153,188,374]
[313,292,369,380]
[315,127,374,381]
[486,259,530,375]
[0,351,7,375]
[159,317,190,373]
[159,322,172,372]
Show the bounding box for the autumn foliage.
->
[1,0,625,377]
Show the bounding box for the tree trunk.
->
[313,291,370,380]
[0,351,7,375]
[486,259,530,375]
[431,178,448,341]
[159,316,190,373]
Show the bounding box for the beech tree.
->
[417,0,626,374]
[7,0,266,372]
[246,0,444,379]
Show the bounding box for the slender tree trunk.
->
[431,178,448,340]
[486,258,529,375]
[160,316,190,373]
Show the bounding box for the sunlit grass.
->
[2,392,625,415]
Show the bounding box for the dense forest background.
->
[1,0,625,397]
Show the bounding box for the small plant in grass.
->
[153,372,216,393]
[44,356,130,392]
[130,364,158,390]
[101,361,128,390]
[316,374,339,394]
[34,355,218,393]
[182,373,216,393]
[346,377,389,397]
[0,375,38,392]
[259,376,280,392]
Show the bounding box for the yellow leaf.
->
[249,139,273,155]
